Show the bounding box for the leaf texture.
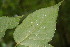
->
[14,1,63,47]
[17,44,53,47]
[0,16,21,39]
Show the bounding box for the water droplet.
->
[44,27,46,29]
[49,44,51,45]
[29,31,31,32]
[41,27,45,29]
[55,29,56,30]
[37,24,39,25]
[51,39,52,40]
[36,20,37,21]
[33,39,36,40]
[36,35,38,36]
[43,14,46,16]
[45,46,46,47]
[31,22,33,23]
[45,15,46,16]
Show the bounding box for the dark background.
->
[0,0,70,47]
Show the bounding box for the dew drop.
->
[45,46,46,47]
[55,29,56,30]
[29,31,31,32]
[41,27,45,29]
[33,39,36,40]
[36,20,37,21]
[45,15,46,16]
[31,22,33,23]
[37,24,39,25]
[51,39,52,40]
[49,44,51,45]
[36,35,38,36]
[44,27,46,29]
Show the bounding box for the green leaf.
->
[17,45,28,47]
[14,1,63,47]
[0,16,21,39]
[17,44,53,47]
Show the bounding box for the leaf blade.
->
[0,16,21,39]
[14,1,62,47]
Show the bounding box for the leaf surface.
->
[14,1,63,47]
[0,16,21,39]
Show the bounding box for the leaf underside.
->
[14,1,62,47]
[0,16,21,39]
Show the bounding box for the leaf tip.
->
[57,0,64,6]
